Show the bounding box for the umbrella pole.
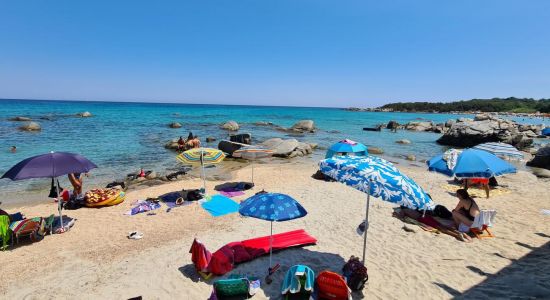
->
[55,177,64,231]
[269,221,273,271]
[362,181,371,264]
[251,160,254,185]
[201,162,206,194]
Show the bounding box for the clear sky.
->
[0,1,549,107]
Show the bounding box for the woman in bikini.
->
[452,189,480,242]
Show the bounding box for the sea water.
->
[0,99,546,206]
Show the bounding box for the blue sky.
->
[0,1,549,107]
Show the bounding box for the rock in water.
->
[169,122,182,128]
[165,139,179,150]
[77,111,92,117]
[406,154,416,161]
[9,116,32,121]
[386,120,400,130]
[369,147,384,154]
[396,139,411,144]
[221,120,239,131]
[290,120,316,133]
[19,122,41,131]
[527,144,550,170]
[206,137,216,142]
[404,121,434,131]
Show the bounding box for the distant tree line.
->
[379,97,550,113]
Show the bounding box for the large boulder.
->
[527,144,550,170]
[164,139,179,150]
[290,120,316,133]
[9,116,32,121]
[221,120,239,131]
[260,138,316,158]
[404,121,434,132]
[77,111,92,117]
[437,117,533,149]
[19,122,41,131]
[169,122,182,128]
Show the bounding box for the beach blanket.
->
[441,184,511,198]
[219,190,245,198]
[126,201,161,215]
[201,195,239,217]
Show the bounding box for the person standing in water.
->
[10,146,16,153]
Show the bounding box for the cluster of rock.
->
[220,120,317,134]
[436,115,543,150]
[260,138,317,158]
[77,111,92,117]
[169,122,182,128]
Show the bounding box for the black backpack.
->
[342,256,368,291]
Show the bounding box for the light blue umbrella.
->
[427,148,516,178]
[325,139,368,159]
[319,155,435,262]
[473,142,524,160]
[239,193,307,276]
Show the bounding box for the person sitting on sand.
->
[68,173,84,200]
[452,189,480,241]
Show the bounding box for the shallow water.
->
[0,99,546,206]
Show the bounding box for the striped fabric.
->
[176,148,225,165]
[473,142,524,160]
[232,146,273,160]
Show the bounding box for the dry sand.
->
[1,159,549,299]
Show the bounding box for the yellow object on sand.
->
[85,189,126,207]
[441,184,511,198]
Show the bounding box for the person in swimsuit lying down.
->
[452,189,480,241]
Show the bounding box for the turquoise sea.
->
[0,99,546,206]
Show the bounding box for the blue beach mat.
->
[201,195,239,217]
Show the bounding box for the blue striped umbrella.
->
[239,193,307,272]
[473,142,524,160]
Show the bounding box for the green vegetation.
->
[379,97,550,113]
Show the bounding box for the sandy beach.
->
[1,159,549,299]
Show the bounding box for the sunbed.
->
[190,229,317,277]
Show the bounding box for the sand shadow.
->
[535,232,550,239]
[179,248,363,299]
[516,241,537,251]
[457,241,550,299]
[433,282,461,297]
[466,266,491,277]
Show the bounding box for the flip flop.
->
[128,231,143,240]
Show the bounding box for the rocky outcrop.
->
[527,144,550,170]
[290,120,316,133]
[77,111,92,117]
[437,115,537,150]
[9,116,32,121]
[254,121,274,126]
[164,139,179,150]
[19,122,41,131]
[368,147,384,154]
[260,138,316,158]
[169,122,182,128]
[404,121,434,132]
[221,120,239,131]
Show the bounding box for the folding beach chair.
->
[315,271,352,300]
[470,209,497,239]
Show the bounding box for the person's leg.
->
[484,183,490,198]
[452,211,474,227]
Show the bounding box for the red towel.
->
[189,239,212,273]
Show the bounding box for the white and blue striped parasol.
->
[473,142,524,160]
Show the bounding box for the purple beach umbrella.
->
[1,151,98,231]
[1,152,97,181]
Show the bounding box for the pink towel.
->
[219,190,245,198]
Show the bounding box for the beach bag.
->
[187,190,203,201]
[433,205,453,219]
[342,256,368,291]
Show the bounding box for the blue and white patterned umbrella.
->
[239,193,307,275]
[473,142,524,160]
[320,155,434,263]
[319,155,435,210]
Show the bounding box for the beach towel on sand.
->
[201,195,239,217]
[219,190,245,198]
[125,201,161,215]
